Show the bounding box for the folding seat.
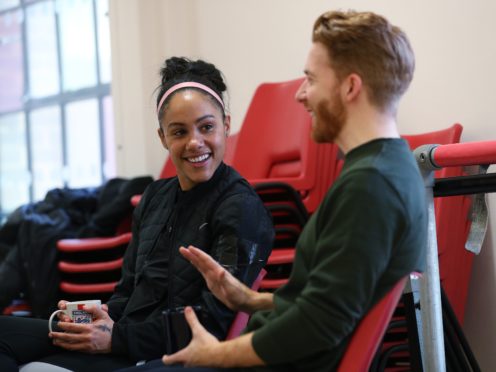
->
[337,275,409,372]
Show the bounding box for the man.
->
[154,10,427,371]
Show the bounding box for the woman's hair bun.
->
[161,57,190,82]
[160,57,226,94]
[156,57,227,118]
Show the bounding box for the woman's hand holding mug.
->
[48,299,102,333]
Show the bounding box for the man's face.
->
[295,42,347,143]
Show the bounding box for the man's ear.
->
[158,127,168,150]
[342,73,362,103]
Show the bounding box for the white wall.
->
[109,0,496,368]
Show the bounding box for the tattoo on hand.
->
[96,324,112,333]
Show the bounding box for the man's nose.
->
[295,80,307,102]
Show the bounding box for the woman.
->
[0,57,274,371]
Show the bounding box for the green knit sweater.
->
[245,138,427,372]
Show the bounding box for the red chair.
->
[337,275,409,372]
[253,182,308,290]
[57,233,132,298]
[231,78,340,214]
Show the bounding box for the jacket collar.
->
[176,162,234,205]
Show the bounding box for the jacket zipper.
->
[166,216,177,309]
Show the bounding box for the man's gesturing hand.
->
[179,245,254,312]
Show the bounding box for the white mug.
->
[48,299,101,333]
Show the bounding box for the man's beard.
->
[312,94,346,143]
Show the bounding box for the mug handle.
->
[48,309,65,333]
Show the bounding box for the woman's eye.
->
[201,123,214,132]
[171,129,186,137]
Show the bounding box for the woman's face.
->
[158,89,230,191]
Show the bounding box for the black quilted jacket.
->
[107,163,274,361]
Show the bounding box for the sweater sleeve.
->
[252,170,404,364]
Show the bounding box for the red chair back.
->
[231,78,313,179]
[231,78,336,213]
[337,275,408,372]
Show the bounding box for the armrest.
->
[57,232,132,253]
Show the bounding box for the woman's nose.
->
[186,131,204,149]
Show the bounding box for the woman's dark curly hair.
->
[156,57,227,122]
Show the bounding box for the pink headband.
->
[156,81,225,116]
